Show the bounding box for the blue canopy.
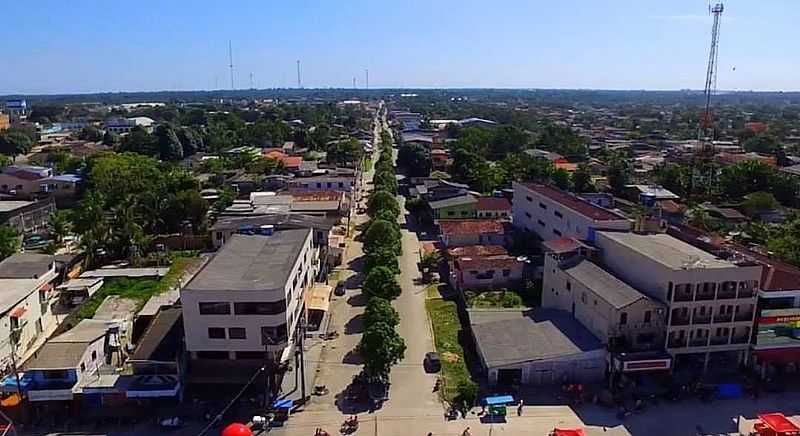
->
[484,395,514,406]
[272,399,294,409]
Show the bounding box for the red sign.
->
[760,314,800,325]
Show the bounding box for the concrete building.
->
[288,169,356,193]
[438,220,508,248]
[181,229,315,372]
[469,308,605,385]
[448,245,524,291]
[512,182,631,242]
[0,198,56,235]
[0,166,81,202]
[594,231,761,370]
[475,197,511,219]
[104,117,155,134]
[429,195,476,220]
[542,241,666,351]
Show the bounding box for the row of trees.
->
[360,128,406,378]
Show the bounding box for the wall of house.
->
[434,203,476,219]
[486,349,607,385]
[182,231,315,359]
[289,177,354,192]
[512,182,631,242]
[0,269,58,369]
[476,209,509,219]
[1,200,56,235]
[453,261,523,291]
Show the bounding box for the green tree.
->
[77,126,103,142]
[363,266,402,300]
[551,168,571,191]
[719,161,772,199]
[47,210,72,244]
[606,153,630,195]
[768,217,800,267]
[0,130,34,158]
[102,131,118,147]
[327,138,363,165]
[364,246,400,275]
[155,124,184,161]
[367,190,400,218]
[743,134,780,154]
[360,322,406,376]
[119,126,158,156]
[0,226,20,261]
[397,143,432,177]
[572,162,593,193]
[364,297,399,328]
[742,192,779,217]
[364,219,401,255]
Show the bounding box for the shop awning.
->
[9,307,26,318]
[306,285,332,312]
[553,429,586,436]
[757,413,800,435]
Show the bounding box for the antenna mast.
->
[228,41,235,90]
[365,69,369,90]
[296,60,302,89]
[698,3,724,144]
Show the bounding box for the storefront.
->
[752,309,800,380]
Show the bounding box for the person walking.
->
[462,427,471,436]
[517,399,524,416]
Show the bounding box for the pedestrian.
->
[427,433,433,436]
[517,399,524,416]
[462,427,471,436]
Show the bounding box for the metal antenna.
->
[228,40,235,90]
[365,69,369,90]
[250,72,254,89]
[296,60,302,89]
[353,77,356,89]
[699,3,724,143]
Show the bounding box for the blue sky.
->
[1,0,797,94]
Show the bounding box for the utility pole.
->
[296,60,302,89]
[698,3,724,143]
[298,317,307,403]
[228,40,235,91]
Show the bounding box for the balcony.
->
[713,313,733,323]
[716,288,737,299]
[737,289,755,299]
[690,337,709,347]
[710,336,729,346]
[692,314,712,324]
[670,316,690,326]
[731,334,750,344]
[695,291,715,301]
[668,337,687,348]
[734,311,754,322]
[673,291,693,303]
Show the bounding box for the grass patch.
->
[465,289,525,308]
[425,283,443,299]
[426,299,472,403]
[362,157,373,173]
[76,256,199,320]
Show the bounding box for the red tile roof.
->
[523,183,624,222]
[447,245,508,258]
[475,197,511,211]
[290,191,343,202]
[282,156,303,169]
[542,237,587,254]
[438,220,504,236]
[455,255,520,270]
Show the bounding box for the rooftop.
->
[26,319,111,370]
[0,200,37,213]
[130,307,182,362]
[448,245,508,258]
[210,213,334,232]
[561,258,650,309]
[520,183,627,222]
[542,237,589,254]
[597,231,734,270]
[0,253,53,279]
[456,256,520,271]
[626,185,680,200]
[469,308,602,367]
[0,279,47,315]
[475,197,511,211]
[429,194,477,210]
[438,219,505,236]
[185,230,310,292]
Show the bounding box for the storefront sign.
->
[757,309,800,348]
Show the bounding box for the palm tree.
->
[47,211,72,245]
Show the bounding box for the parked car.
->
[424,352,441,373]
[334,281,346,296]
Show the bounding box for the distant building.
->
[512,182,631,242]
[438,220,508,248]
[103,117,155,134]
[0,197,56,235]
[4,99,27,118]
[0,166,81,202]
[0,113,9,131]
[429,194,477,220]
[475,197,511,219]
[448,245,523,291]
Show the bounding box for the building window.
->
[461,211,470,216]
[261,324,288,345]
[208,328,226,339]
[537,219,545,227]
[199,302,231,315]
[215,231,223,240]
[644,310,652,323]
[502,269,510,277]
[234,301,286,315]
[539,202,547,210]
[197,351,229,360]
[228,328,247,339]
[619,312,628,325]
[91,350,97,361]
[80,363,86,372]
[447,211,455,216]
[554,211,563,218]
[526,196,532,202]
[339,182,344,188]
[525,212,531,218]
[566,281,571,291]
[553,229,562,236]
[316,183,322,188]
[581,292,587,304]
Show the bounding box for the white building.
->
[181,229,316,366]
[512,182,631,242]
[104,116,155,134]
[594,231,761,370]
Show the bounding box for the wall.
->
[434,203,476,219]
[476,209,510,219]
[487,349,607,385]
[454,260,523,291]
[0,268,58,369]
[289,177,354,192]
[512,182,631,242]
[0,199,56,235]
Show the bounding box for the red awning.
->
[758,413,800,434]
[754,348,800,364]
[9,307,26,318]
[553,429,586,436]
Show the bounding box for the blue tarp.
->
[484,395,514,406]
[717,383,743,399]
[273,399,294,409]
